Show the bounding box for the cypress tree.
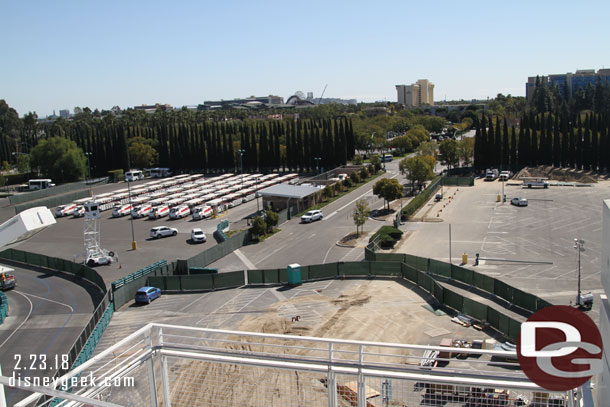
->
[576,115,583,170]
[583,114,591,171]
[502,117,509,170]
[553,114,561,167]
[487,115,495,167]
[530,113,538,167]
[510,125,517,170]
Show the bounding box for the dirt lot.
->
[165,279,500,407]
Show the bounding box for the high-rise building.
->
[526,68,610,101]
[395,79,434,107]
[59,109,70,119]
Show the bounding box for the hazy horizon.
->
[2,0,609,117]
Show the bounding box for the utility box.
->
[287,263,302,286]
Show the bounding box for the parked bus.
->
[149,168,172,178]
[125,170,144,182]
[28,179,55,190]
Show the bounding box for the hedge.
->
[401,176,441,220]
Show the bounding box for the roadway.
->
[208,161,405,271]
[0,264,104,406]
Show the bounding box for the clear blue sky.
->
[2,0,609,117]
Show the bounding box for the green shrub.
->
[401,176,441,220]
[350,171,361,183]
[3,172,36,186]
[359,166,369,179]
[379,235,397,248]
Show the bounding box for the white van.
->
[29,179,55,190]
[125,170,144,182]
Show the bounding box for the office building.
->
[396,79,435,107]
[526,68,610,101]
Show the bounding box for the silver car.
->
[150,226,178,239]
[511,197,528,207]
[301,210,323,223]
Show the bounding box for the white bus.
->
[149,168,172,178]
[125,170,144,182]
[28,179,55,190]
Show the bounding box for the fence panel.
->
[401,263,418,283]
[373,253,405,263]
[508,318,521,342]
[473,271,495,293]
[443,289,464,312]
[462,297,488,321]
[513,288,537,313]
[339,262,369,276]
[262,268,281,284]
[371,261,401,276]
[429,259,450,278]
[417,271,434,294]
[487,307,501,331]
[308,264,337,280]
[212,271,244,289]
[451,265,473,286]
[147,276,167,291]
[494,280,514,304]
[433,281,444,303]
[180,275,214,291]
[247,269,264,285]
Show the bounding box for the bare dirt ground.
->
[167,280,496,406]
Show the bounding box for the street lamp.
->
[126,151,136,250]
[574,238,585,306]
[238,149,245,189]
[256,177,260,213]
[85,152,92,195]
[314,157,321,175]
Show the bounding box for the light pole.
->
[574,238,585,306]
[256,177,260,213]
[126,151,136,250]
[85,152,92,195]
[314,157,321,175]
[238,149,245,189]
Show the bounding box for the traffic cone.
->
[119,264,123,269]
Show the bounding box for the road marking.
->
[322,245,334,264]
[16,291,74,312]
[178,292,210,312]
[235,249,257,270]
[0,291,33,349]
[255,245,287,265]
[324,174,396,221]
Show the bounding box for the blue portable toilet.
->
[287,263,302,286]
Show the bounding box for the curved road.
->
[0,264,103,406]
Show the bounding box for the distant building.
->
[199,95,284,110]
[59,109,70,119]
[526,68,610,101]
[133,103,173,113]
[396,79,435,107]
[287,91,357,106]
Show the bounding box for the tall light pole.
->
[126,150,136,250]
[238,149,245,189]
[314,157,321,175]
[85,152,92,195]
[574,238,585,306]
[256,177,260,213]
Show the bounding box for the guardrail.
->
[0,291,7,325]
[111,260,171,309]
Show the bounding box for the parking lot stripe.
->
[235,249,257,270]
[178,292,211,312]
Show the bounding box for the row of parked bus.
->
[54,172,299,221]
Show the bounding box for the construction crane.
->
[317,84,328,105]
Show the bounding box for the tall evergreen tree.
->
[502,117,509,170]
[510,125,517,169]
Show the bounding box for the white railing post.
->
[327,343,336,407]
[159,328,172,407]
[144,327,158,407]
[357,344,365,407]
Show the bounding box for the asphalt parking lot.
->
[11,179,262,284]
[398,178,609,313]
[0,263,103,404]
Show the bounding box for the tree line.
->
[474,112,610,172]
[0,102,356,178]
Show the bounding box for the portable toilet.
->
[287,263,302,286]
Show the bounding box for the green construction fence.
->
[0,292,7,325]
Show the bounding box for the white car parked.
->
[511,197,528,207]
[301,210,323,223]
[150,226,178,239]
[190,228,207,243]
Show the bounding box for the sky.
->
[2,0,609,117]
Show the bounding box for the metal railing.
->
[4,323,574,407]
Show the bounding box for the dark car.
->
[135,286,161,304]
